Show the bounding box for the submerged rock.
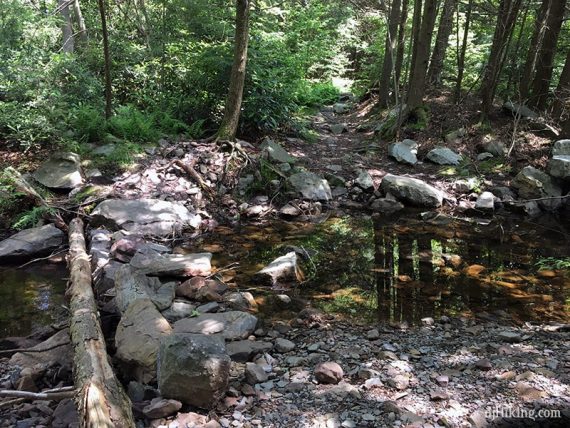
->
[158,333,230,409]
[289,172,332,201]
[173,311,258,340]
[388,140,418,165]
[0,224,64,261]
[91,198,201,236]
[33,152,83,189]
[426,147,462,165]
[380,174,443,207]
[253,252,300,286]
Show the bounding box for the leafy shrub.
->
[107,105,160,143]
[296,80,340,107]
[12,206,55,230]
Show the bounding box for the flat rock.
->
[253,252,299,286]
[10,329,71,369]
[142,398,182,419]
[380,174,443,207]
[91,198,201,236]
[0,224,64,261]
[130,251,212,277]
[173,311,258,340]
[289,172,332,201]
[260,138,296,164]
[115,299,173,383]
[388,140,418,165]
[33,152,83,189]
[226,340,273,362]
[426,147,462,165]
[162,300,197,322]
[158,333,230,409]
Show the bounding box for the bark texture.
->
[379,0,402,107]
[67,218,134,428]
[454,0,473,102]
[428,0,456,86]
[59,0,74,53]
[97,0,112,119]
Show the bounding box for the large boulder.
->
[158,333,230,409]
[33,152,83,189]
[115,299,173,383]
[512,166,562,210]
[549,139,570,180]
[552,139,570,156]
[253,252,300,286]
[91,199,201,236]
[0,224,64,261]
[173,311,258,340]
[10,328,71,368]
[260,138,296,164]
[388,140,418,165]
[289,172,332,201]
[502,102,538,119]
[426,148,462,165]
[380,174,443,207]
[130,251,212,277]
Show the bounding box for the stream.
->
[0,213,568,338]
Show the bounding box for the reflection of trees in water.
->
[0,267,67,337]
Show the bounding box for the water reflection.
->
[195,214,570,325]
[0,264,67,337]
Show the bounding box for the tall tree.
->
[97,0,112,119]
[553,49,570,119]
[379,0,402,107]
[217,0,250,141]
[58,0,74,53]
[480,0,523,116]
[454,0,473,102]
[395,0,410,85]
[528,0,567,109]
[519,0,551,100]
[406,0,439,112]
[427,0,456,86]
[73,0,88,44]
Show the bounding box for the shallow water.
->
[0,264,67,337]
[186,213,570,325]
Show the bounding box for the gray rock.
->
[289,172,332,201]
[370,198,404,215]
[330,123,348,135]
[173,311,258,340]
[245,362,268,384]
[366,329,380,340]
[260,138,296,164]
[553,139,570,156]
[484,140,506,157]
[355,169,374,190]
[130,251,212,277]
[158,333,230,409]
[225,291,257,310]
[387,374,409,390]
[314,362,344,384]
[426,147,462,165]
[333,103,349,114]
[388,140,418,165]
[445,128,466,144]
[380,174,443,207]
[226,340,273,362]
[548,156,570,179]
[92,144,116,157]
[475,192,495,210]
[253,252,299,286]
[477,152,494,161]
[491,186,516,202]
[115,299,173,383]
[196,302,220,313]
[142,398,182,419]
[91,199,201,236]
[453,178,478,193]
[33,152,83,189]
[114,264,162,313]
[512,166,562,210]
[275,338,296,353]
[0,224,64,261]
[279,203,301,217]
[498,331,522,343]
[503,101,538,119]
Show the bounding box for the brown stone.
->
[314,361,343,384]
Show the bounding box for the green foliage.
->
[12,206,55,230]
[535,257,570,271]
[296,81,340,107]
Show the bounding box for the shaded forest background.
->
[0,0,569,153]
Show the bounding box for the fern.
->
[12,206,55,230]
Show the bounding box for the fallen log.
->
[67,218,135,428]
[0,386,75,400]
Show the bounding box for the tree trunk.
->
[519,0,551,100]
[67,218,135,428]
[379,0,403,107]
[97,0,112,119]
[407,0,424,94]
[73,0,88,44]
[529,0,567,110]
[395,0,409,85]
[406,0,439,111]
[427,0,456,86]
[505,2,530,94]
[552,49,570,118]
[217,0,250,141]
[59,0,74,53]
[454,0,473,103]
[480,0,522,116]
